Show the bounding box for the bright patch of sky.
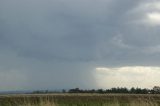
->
[95,66,160,89]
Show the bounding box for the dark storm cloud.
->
[0,0,160,90]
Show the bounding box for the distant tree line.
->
[32,86,160,94]
[68,87,151,94]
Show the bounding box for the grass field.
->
[0,94,160,106]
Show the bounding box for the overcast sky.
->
[1,0,160,91]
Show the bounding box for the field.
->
[0,94,160,106]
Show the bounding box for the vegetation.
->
[1,86,160,106]
[68,87,150,94]
[32,87,159,94]
[1,94,160,106]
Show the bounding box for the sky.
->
[1,0,160,91]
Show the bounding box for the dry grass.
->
[20,101,159,106]
[17,99,159,106]
[129,101,158,106]
[1,94,160,106]
[17,100,57,106]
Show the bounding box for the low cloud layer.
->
[0,0,160,91]
[95,66,160,89]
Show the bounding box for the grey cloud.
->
[1,0,160,90]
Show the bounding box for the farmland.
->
[0,94,160,106]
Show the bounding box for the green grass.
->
[0,94,160,106]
